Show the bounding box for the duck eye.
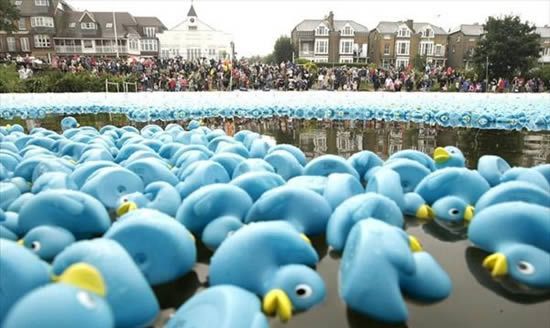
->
[517,261,535,275]
[122,198,129,203]
[295,284,313,298]
[31,241,41,252]
[77,291,97,309]
[448,208,460,216]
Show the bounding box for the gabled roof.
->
[374,21,446,35]
[293,19,368,32]
[449,24,484,36]
[79,11,96,22]
[412,22,446,35]
[135,16,167,31]
[536,26,550,38]
[187,5,197,17]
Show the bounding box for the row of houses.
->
[291,11,550,68]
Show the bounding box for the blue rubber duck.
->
[500,167,550,193]
[52,239,160,328]
[264,150,304,180]
[176,184,253,250]
[116,181,181,217]
[210,153,246,177]
[475,181,550,213]
[19,226,76,261]
[166,285,268,328]
[0,239,51,319]
[415,168,490,223]
[347,150,384,182]
[105,209,196,286]
[245,186,332,236]
[81,166,145,209]
[534,164,550,185]
[69,160,118,189]
[176,160,231,199]
[380,158,432,192]
[124,158,178,186]
[2,263,114,328]
[340,220,451,323]
[468,202,550,289]
[230,171,286,202]
[433,146,465,170]
[31,171,78,193]
[303,154,360,180]
[286,175,328,195]
[387,149,436,172]
[232,158,275,179]
[61,117,80,131]
[209,221,326,322]
[18,189,111,239]
[326,193,404,252]
[267,144,307,166]
[476,155,511,186]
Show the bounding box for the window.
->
[544,48,550,56]
[81,22,96,30]
[340,40,353,54]
[342,25,353,36]
[186,48,201,59]
[396,58,409,68]
[397,27,410,37]
[18,18,26,30]
[83,40,93,49]
[15,1,23,5]
[140,39,158,52]
[33,35,50,48]
[316,25,329,36]
[144,27,156,38]
[31,17,54,28]
[419,42,433,56]
[129,39,139,51]
[188,26,197,31]
[339,57,353,63]
[7,37,16,52]
[435,45,443,56]
[423,28,433,37]
[20,38,30,51]
[383,44,390,55]
[106,23,113,28]
[301,43,310,53]
[396,41,410,55]
[34,0,49,6]
[315,39,328,54]
[69,22,76,28]
[314,57,328,63]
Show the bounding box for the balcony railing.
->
[55,45,82,53]
[95,46,127,54]
[55,45,128,54]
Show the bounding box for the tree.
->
[0,0,20,33]
[272,36,294,64]
[472,16,541,80]
[413,54,427,72]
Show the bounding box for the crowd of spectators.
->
[2,53,546,93]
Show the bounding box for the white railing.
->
[95,46,127,54]
[55,45,82,53]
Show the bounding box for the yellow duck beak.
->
[263,289,293,322]
[116,201,138,217]
[464,205,475,222]
[53,262,107,297]
[300,233,311,244]
[483,253,508,277]
[433,147,450,164]
[17,239,25,246]
[409,235,423,252]
[416,205,435,220]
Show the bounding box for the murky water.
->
[3,114,549,328]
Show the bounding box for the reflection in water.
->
[422,220,468,242]
[464,247,550,304]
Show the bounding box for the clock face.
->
[190,18,195,23]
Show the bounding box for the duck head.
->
[483,245,550,289]
[433,146,465,169]
[432,196,474,223]
[19,226,76,261]
[262,264,326,322]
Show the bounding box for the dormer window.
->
[69,22,76,28]
[342,25,354,36]
[31,17,54,28]
[316,25,329,36]
[106,23,113,28]
[35,0,49,6]
[423,28,433,37]
[397,27,410,37]
[81,22,97,30]
[144,27,156,38]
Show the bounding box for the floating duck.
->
[209,221,326,322]
[415,168,490,222]
[475,181,550,213]
[0,239,51,319]
[0,181,21,210]
[387,149,436,172]
[116,181,181,217]
[166,285,268,328]
[249,138,272,159]
[176,184,253,250]
[264,150,303,180]
[499,167,550,192]
[19,226,76,261]
[81,166,144,209]
[433,146,465,170]
[176,161,230,199]
[534,164,550,185]
[0,225,18,240]
[6,192,34,213]
[210,153,246,177]
[52,239,160,328]
[303,154,359,180]
[18,189,111,239]
[69,161,118,189]
[347,150,384,182]
[323,173,364,209]
[366,168,405,210]
[468,202,550,289]
[340,220,451,323]
[105,209,196,285]
[232,158,275,179]
[326,193,404,252]
[476,155,511,186]
[267,144,307,166]
[230,171,285,202]
[2,263,114,328]
[61,117,80,131]
[286,175,327,195]
[245,186,332,236]
[31,171,78,193]
[382,158,432,193]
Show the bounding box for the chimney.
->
[328,11,335,31]
[405,19,413,30]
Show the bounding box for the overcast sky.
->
[69,0,550,57]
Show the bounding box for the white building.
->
[158,4,233,60]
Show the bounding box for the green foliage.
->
[472,16,541,80]
[272,36,294,64]
[0,64,24,92]
[413,54,426,72]
[296,58,311,65]
[527,64,550,86]
[0,0,20,33]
